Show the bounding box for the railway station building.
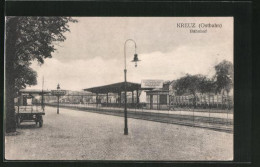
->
[84,81,173,110]
[84,82,147,108]
[145,82,173,110]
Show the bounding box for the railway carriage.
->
[15,89,51,128]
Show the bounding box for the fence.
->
[44,93,233,110]
[170,94,233,110]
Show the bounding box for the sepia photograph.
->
[4,17,234,161]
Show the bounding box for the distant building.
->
[145,81,173,110]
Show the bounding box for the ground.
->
[5,106,233,160]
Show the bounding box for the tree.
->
[5,17,77,133]
[198,77,216,107]
[214,60,233,96]
[14,63,37,94]
[214,60,233,108]
[175,74,206,106]
[199,77,216,95]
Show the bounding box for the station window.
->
[160,95,167,105]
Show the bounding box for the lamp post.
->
[51,83,66,114]
[57,83,60,114]
[124,39,140,135]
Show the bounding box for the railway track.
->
[46,104,233,133]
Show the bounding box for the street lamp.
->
[51,83,66,114]
[57,83,60,114]
[124,39,140,135]
[57,83,60,90]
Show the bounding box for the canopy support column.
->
[136,89,139,108]
[107,93,109,107]
[96,93,98,108]
[119,91,121,107]
[132,91,134,107]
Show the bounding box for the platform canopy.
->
[19,89,51,95]
[84,82,150,94]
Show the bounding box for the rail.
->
[45,102,233,133]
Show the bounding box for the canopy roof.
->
[19,89,51,95]
[84,82,151,94]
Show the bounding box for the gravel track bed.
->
[5,106,233,160]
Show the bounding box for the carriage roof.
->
[19,89,51,95]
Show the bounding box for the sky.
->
[28,17,233,91]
